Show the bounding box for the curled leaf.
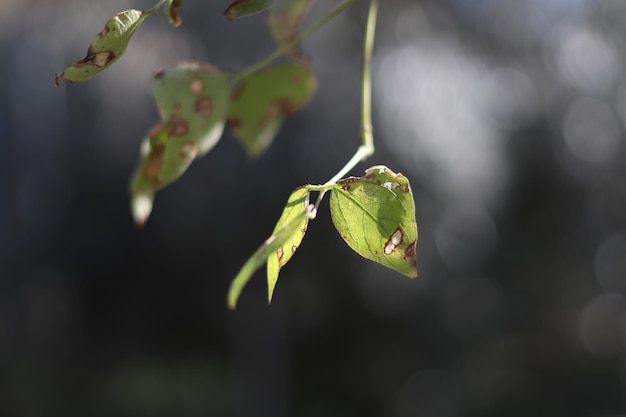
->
[130,62,231,225]
[166,0,183,27]
[224,0,272,20]
[267,187,311,303]
[228,189,316,309]
[228,65,317,156]
[55,8,154,85]
[329,166,418,277]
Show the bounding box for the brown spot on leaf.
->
[98,25,110,37]
[337,177,360,185]
[189,78,204,94]
[342,185,351,192]
[75,49,114,68]
[277,246,284,262]
[227,118,242,129]
[144,145,165,180]
[167,115,189,137]
[194,97,212,117]
[404,241,417,270]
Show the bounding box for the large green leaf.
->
[329,166,418,277]
[267,0,315,60]
[266,187,311,303]
[130,61,231,225]
[228,195,316,309]
[55,8,155,85]
[224,0,273,20]
[227,65,317,156]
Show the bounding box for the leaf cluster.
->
[55,0,418,308]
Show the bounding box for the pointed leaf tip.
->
[131,193,154,227]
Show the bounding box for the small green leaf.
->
[329,166,418,277]
[228,191,316,309]
[267,187,311,303]
[267,0,315,60]
[166,0,183,27]
[228,65,317,156]
[130,62,231,225]
[55,8,155,85]
[224,0,272,20]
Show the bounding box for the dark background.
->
[2,0,626,416]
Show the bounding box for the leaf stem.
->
[315,0,379,208]
[238,0,356,79]
[147,0,168,14]
[361,0,378,154]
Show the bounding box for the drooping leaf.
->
[228,197,316,309]
[166,0,183,27]
[266,187,311,303]
[130,61,231,225]
[55,8,155,85]
[329,166,418,277]
[267,0,315,60]
[228,65,317,156]
[224,0,272,20]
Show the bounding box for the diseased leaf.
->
[224,0,272,20]
[55,8,155,85]
[167,0,183,27]
[268,0,315,60]
[266,187,311,303]
[329,166,418,277]
[228,198,316,309]
[228,65,317,156]
[130,61,231,225]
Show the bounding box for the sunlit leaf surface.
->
[55,8,154,85]
[266,187,311,303]
[227,65,317,156]
[224,0,272,20]
[329,166,417,277]
[130,62,231,225]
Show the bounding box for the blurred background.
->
[2,0,626,415]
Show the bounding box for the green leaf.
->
[166,0,183,27]
[228,189,316,309]
[329,166,418,277]
[130,61,231,225]
[55,8,155,85]
[228,65,317,156]
[266,187,311,303]
[224,0,273,20]
[267,0,315,60]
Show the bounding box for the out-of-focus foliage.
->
[3,0,626,416]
